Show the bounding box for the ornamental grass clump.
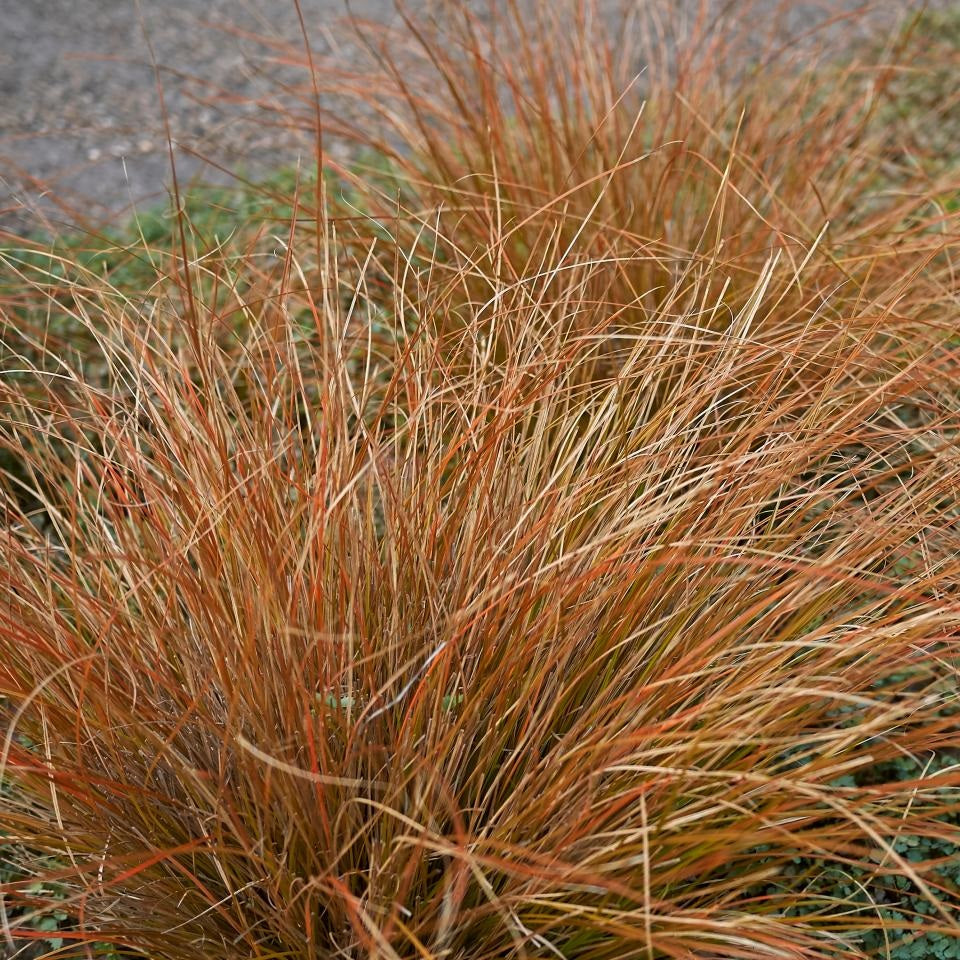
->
[2,2,960,958]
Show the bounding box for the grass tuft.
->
[2,2,960,958]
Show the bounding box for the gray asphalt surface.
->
[0,0,932,235]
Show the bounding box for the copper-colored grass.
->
[2,2,960,958]
[269,0,960,346]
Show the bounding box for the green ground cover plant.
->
[1,2,960,958]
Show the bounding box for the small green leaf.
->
[318,692,355,710]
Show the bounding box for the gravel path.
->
[0,0,930,235]
[0,0,408,233]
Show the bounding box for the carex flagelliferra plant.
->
[2,1,960,958]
